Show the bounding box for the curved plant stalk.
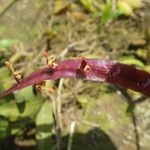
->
[0,58,150,97]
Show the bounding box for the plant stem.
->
[67,121,76,150]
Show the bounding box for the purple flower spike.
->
[0,58,150,98]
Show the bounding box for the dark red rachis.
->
[0,58,150,98]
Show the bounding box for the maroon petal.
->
[0,58,150,98]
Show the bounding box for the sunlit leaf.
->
[117,0,133,16]
[101,0,122,24]
[0,98,44,121]
[36,100,53,150]
[120,56,145,68]
[0,39,19,49]
[15,86,35,103]
[124,0,143,9]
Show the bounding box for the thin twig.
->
[131,112,140,150]
[56,78,64,129]
[58,42,76,60]
[49,92,61,150]
[112,0,116,11]
[0,0,21,18]
[53,78,64,150]
[116,87,141,150]
[67,121,76,150]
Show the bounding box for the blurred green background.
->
[0,0,150,150]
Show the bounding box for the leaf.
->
[0,39,19,49]
[36,100,53,150]
[0,98,43,121]
[124,0,143,9]
[15,86,35,103]
[117,0,133,16]
[136,49,148,60]
[120,56,145,68]
[101,0,122,24]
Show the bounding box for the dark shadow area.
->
[0,127,117,150]
[0,119,35,150]
[17,101,26,113]
[61,127,117,150]
[0,136,17,150]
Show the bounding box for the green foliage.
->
[101,0,121,24]
[0,98,43,121]
[117,0,133,16]
[0,39,19,49]
[0,69,9,91]
[36,100,53,150]
[120,56,145,68]
[80,0,121,24]
[117,0,143,16]
[15,86,35,103]
[0,79,44,139]
[80,0,143,24]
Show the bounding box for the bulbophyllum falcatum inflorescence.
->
[0,54,150,98]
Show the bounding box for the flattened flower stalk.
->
[0,58,150,98]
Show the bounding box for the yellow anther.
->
[47,56,57,68]
[13,69,22,83]
[42,51,57,68]
[35,81,55,94]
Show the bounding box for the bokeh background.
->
[0,0,150,150]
